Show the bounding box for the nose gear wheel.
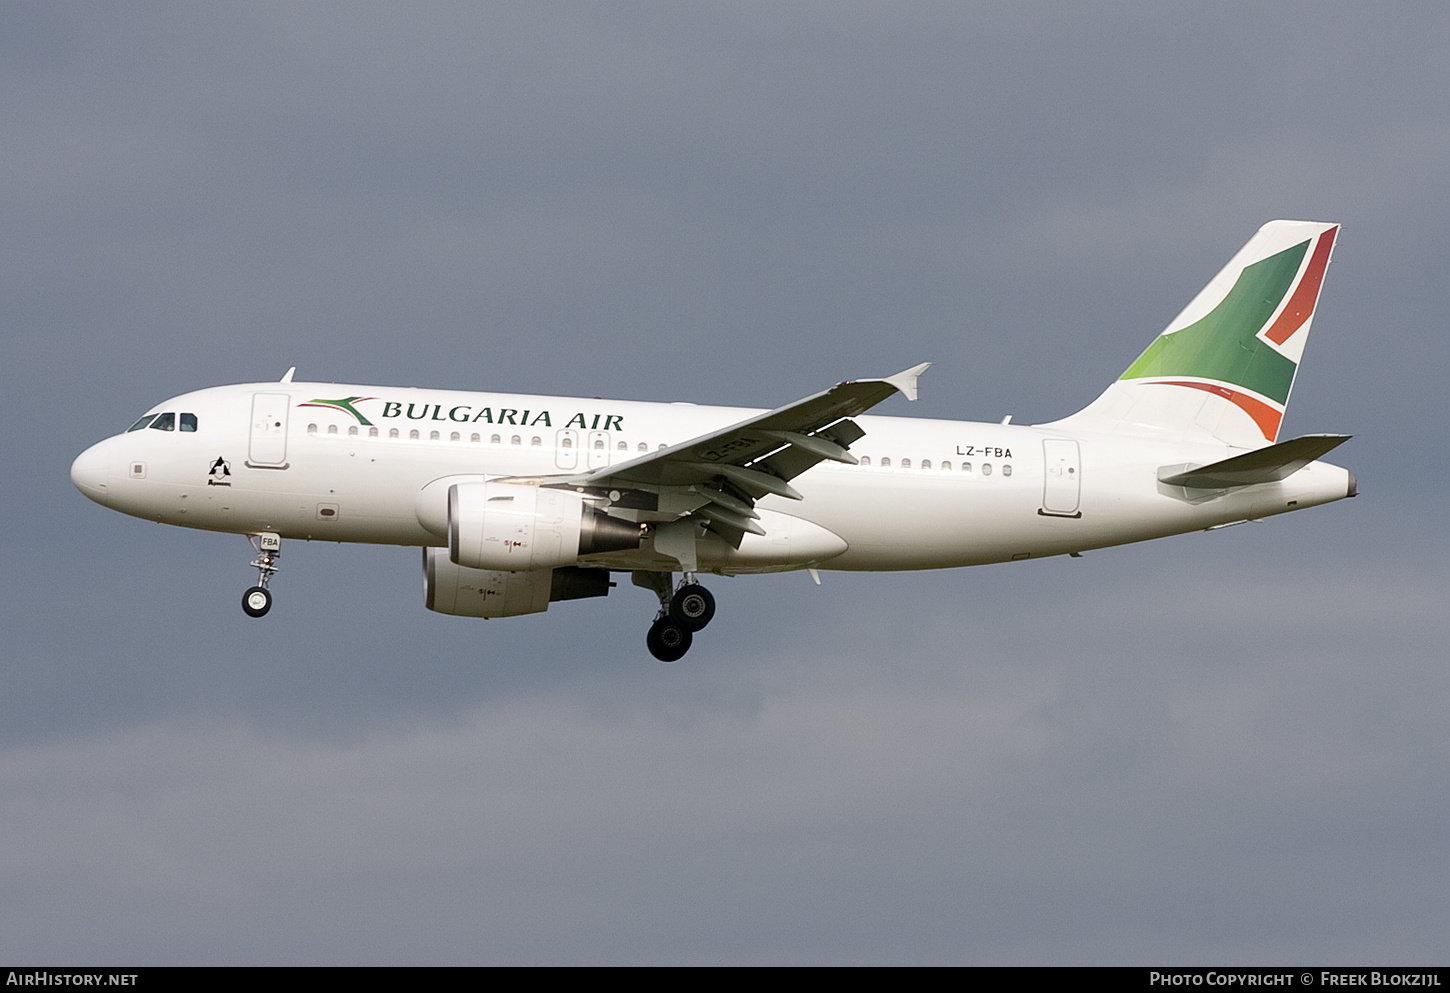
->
[242,586,272,617]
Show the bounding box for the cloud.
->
[4,541,1445,963]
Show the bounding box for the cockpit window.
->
[127,414,157,432]
[180,412,198,432]
[149,412,175,432]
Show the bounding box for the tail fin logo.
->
[1119,224,1338,440]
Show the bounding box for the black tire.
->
[669,583,716,631]
[646,618,692,662]
[242,586,272,618]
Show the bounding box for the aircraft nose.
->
[71,442,111,507]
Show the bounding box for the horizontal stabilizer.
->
[1158,434,1350,488]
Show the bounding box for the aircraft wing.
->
[523,363,929,545]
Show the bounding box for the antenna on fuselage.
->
[279,367,296,383]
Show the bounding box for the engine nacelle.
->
[448,480,640,572]
[424,548,552,617]
[423,548,613,618]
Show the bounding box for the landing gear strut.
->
[242,532,281,618]
[634,571,716,662]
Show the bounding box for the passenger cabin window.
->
[349,425,358,437]
[593,438,604,450]
[180,413,198,432]
[307,423,318,435]
[430,430,440,441]
[901,458,911,469]
[962,462,972,473]
[369,427,378,438]
[617,441,627,451]
[328,424,338,435]
[1002,464,1012,477]
[127,415,157,432]
[921,459,931,470]
[859,456,870,466]
[409,429,420,440]
[638,442,647,452]
[880,457,891,467]
[511,435,521,446]
[982,463,992,476]
[532,436,542,446]
[470,433,480,443]
[941,461,951,471]
[450,431,460,442]
[491,434,501,445]
[150,412,175,432]
[389,428,399,439]
[561,436,573,448]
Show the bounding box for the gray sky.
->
[3,2,1446,964]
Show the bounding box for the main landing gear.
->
[635,572,716,662]
[242,532,281,618]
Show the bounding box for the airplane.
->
[71,220,1354,661]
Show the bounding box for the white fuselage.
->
[71,381,1354,576]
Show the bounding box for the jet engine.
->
[448,480,641,572]
[423,548,613,618]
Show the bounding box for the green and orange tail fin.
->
[1053,220,1339,447]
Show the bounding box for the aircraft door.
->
[249,393,290,467]
[1041,439,1081,517]
[555,429,580,470]
[587,431,611,470]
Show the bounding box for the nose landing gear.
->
[242,532,281,618]
[634,571,717,662]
